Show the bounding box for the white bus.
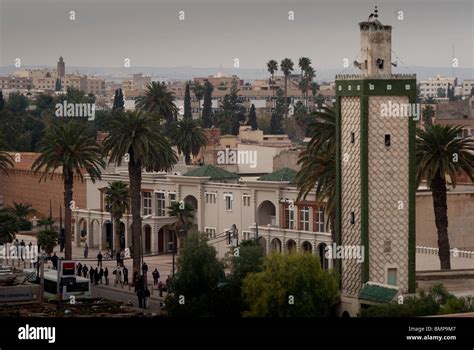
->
[24,268,91,299]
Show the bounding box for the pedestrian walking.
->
[89,267,95,283]
[14,239,19,260]
[123,266,129,285]
[142,262,148,285]
[152,268,160,286]
[116,251,121,266]
[51,253,58,270]
[83,242,89,259]
[97,251,103,267]
[98,267,104,284]
[20,240,25,261]
[104,267,109,285]
[144,287,150,309]
[77,262,83,277]
[136,286,144,308]
[82,264,88,278]
[94,268,99,285]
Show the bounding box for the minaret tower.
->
[57,56,65,79]
[335,6,416,316]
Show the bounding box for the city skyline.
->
[1,0,473,70]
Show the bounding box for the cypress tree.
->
[202,81,213,128]
[248,104,257,130]
[184,83,192,119]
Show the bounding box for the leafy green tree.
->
[37,229,58,256]
[8,202,35,221]
[0,209,19,244]
[171,118,207,165]
[135,82,177,122]
[6,92,28,113]
[280,58,294,129]
[416,125,474,269]
[361,284,474,317]
[0,90,4,111]
[191,82,205,115]
[201,81,214,128]
[32,121,105,260]
[436,87,446,98]
[35,93,55,111]
[103,111,177,272]
[266,59,278,97]
[270,89,286,134]
[55,78,61,92]
[105,181,130,253]
[422,105,435,128]
[55,87,95,105]
[184,82,192,119]
[164,233,225,316]
[248,104,258,130]
[218,82,246,135]
[242,252,338,317]
[113,88,124,111]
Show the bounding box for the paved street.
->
[3,233,175,311]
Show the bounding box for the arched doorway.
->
[318,243,329,269]
[144,225,152,254]
[258,236,267,255]
[90,219,100,247]
[104,221,113,250]
[78,218,87,246]
[271,238,282,253]
[286,239,296,253]
[257,201,276,226]
[158,227,165,253]
[301,241,312,253]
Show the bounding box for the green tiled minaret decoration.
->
[335,8,416,316]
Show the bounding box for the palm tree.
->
[167,201,195,247]
[135,81,178,122]
[105,181,130,254]
[103,111,177,273]
[192,82,206,115]
[8,202,35,221]
[303,66,315,108]
[295,107,336,239]
[32,121,105,260]
[422,105,435,128]
[298,57,312,105]
[266,60,278,97]
[280,58,294,130]
[0,209,19,244]
[171,118,208,165]
[416,124,474,270]
[310,82,320,110]
[36,229,58,256]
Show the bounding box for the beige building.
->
[462,79,474,97]
[73,163,332,264]
[419,75,457,101]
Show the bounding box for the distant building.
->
[419,75,457,101]
[57,56,65,79]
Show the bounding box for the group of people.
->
[11,239,33,261]
[76,262,111,285]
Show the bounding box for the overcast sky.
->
[0,0,473,70]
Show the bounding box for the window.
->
[142,192,152,215]
[384,134,391,147]
[168,192,177,205]
[205,192,216,204]
[155,192,166,217]
[285,205,295,229]
[242,194,251,207]
[242,231,252,240]
[387,268,397,286]
[384,240,392,253]
[224,194,233,211]
[299,206,310,231]
[350,212,355,225]
[351,132,355,144]
[315,206,325,232]
[205,227,216,238]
